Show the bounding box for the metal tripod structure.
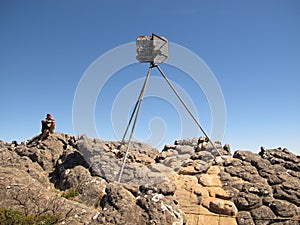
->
[117,62,222,183]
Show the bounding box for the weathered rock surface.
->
[0,134,299,225]
[98,182,184,225]
[0,134,99,224]
[220,148,300,224]
[77,135,167,185]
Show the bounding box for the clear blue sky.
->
[1,0,299,155]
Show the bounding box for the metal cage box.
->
[136,35,169,64]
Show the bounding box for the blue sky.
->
[1,0,299,155]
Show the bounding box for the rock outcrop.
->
[221,148,300,225]
[0,134,299,225]
[0,134,99,224]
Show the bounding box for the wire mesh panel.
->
[136,35,168,64]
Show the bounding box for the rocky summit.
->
[0,133,299,225]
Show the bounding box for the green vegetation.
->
[61,188,79,199]
[0,208,59,225]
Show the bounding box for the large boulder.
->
[98,182,184,225]
[202,197,238,216]
[77,135,166,185]
[270,199,298,218]
[250,205,276,225]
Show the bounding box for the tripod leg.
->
[121,100,139,142]
[118,64,153,182]
[121,65,154,142]
[156,65,222,157]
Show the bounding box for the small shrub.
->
[0,208,31,225]
[61,188,79,199]
[35,213,60,225]
[0,208,59,225]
